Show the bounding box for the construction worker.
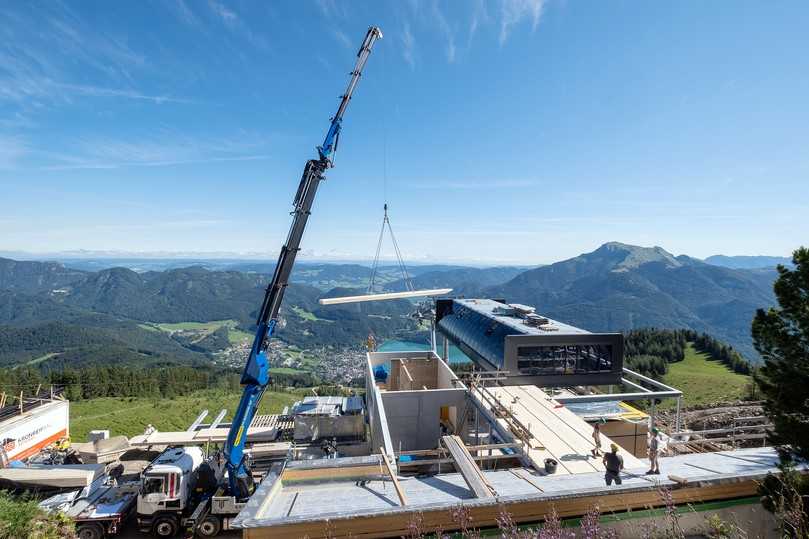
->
[591,418,605,457]
[366,333,377,352]
[603,443,624,485]
[647,427,661,475]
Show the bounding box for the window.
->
[516,344,613,376]
[142,475,165,494]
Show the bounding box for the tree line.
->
[624,328,753,379]
[0,365,326,403]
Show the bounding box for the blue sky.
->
[1,1,807,264]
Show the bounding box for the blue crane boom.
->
[223,26,383,497]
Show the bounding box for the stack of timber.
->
[472,384,644,474]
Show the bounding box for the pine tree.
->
[752,247,809,460]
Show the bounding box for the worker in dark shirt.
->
[603,443,624,485]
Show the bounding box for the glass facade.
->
[515,344,614,376]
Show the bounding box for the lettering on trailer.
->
[2,424,48,453]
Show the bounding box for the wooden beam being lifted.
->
[318,288,452,305]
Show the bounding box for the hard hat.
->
[651,427,659,434]
[610,443,619,452]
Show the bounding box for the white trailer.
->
[0,399,69,465]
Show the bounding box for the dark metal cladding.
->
[436,298,624,386]
[436,299,511,369]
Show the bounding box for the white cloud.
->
[413,179,540,190]
[401,23,416,68]
[206,1,270,51]
[316,0,348,19]
[25,132,272,170]
[0,135,27,169]
[208,0,238,25]
[332,29,352,50]
[54,82,193,104]
[173,0,200,26]
[500,0,548,45]
[431,2,456,63]
[470,0,490,41]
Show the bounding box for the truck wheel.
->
[77,523,104,539]
[197,516,222,537]
[152,515,179,537]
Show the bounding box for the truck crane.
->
[135,26,382,538]
[225,23,382,499]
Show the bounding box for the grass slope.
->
[662,343,750,408]
[147,319,252,345]
[69,389,299,441]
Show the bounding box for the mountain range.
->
[485,242,775,359]
[703,254,793,270]
[0,242,779,368]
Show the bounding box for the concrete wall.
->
[389,358,439,390]
[367,350,470,452]
[381,389,468,452]
[365,357,394,458]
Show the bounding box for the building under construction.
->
[205,297,788,538]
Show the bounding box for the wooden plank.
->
[400,362,414,383]
[318,288,452,305]
[282,464,384,483]
[441,436,494,498]
[509,468,544,492]
[398,442,521,456]
[507,386,644,471]
[509,386,609,471]
[379,448,408,506]
[488,386,593,474]
[396,453,520,468]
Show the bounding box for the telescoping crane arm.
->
[224,26,383,497]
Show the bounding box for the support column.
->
[674,396,682,432]
[443,336,449,362]
[475,406,480,447]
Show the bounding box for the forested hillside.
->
[0,258,423,369]
[624,328,753,380]
[0,245,776,371]
[487,242,776,359]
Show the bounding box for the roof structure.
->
[233,447,794,538]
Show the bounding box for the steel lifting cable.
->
[366,45,414,294]
[367,204,414,293]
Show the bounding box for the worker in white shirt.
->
[591,418,606,457]
[647,427,661,475]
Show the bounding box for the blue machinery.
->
[224,26,383,497]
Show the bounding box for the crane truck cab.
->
[137,446,205,537]
[137,446,239,537]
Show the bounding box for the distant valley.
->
[0,242,781,379]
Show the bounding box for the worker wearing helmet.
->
[603,443,624,485]
[647,427,661,475]
[366,333,377,352]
